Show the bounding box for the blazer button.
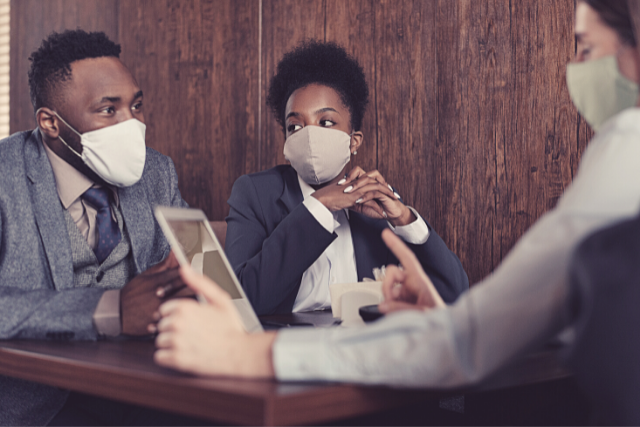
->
[96,271,105,282]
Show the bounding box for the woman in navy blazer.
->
[225,41,469,315]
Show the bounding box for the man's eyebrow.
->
[285,111,300,120]
[98,96,121,103]
[93,90,143,106]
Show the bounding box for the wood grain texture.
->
[0,334,569,425]
[374,0,438,233]
[325,0,377,173]
[118,0,259,220]
[9,0,590,285]
[260,0,326,171]
[9,0,119,133]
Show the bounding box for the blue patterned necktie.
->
[82,187,122,263]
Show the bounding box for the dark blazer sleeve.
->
[351,210,468,304]
[225,175,337,314]
[406,222,469,303]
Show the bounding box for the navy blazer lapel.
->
[350,212,391,281]
[118,182,154,274]
[24,131,74,291]
[278,166,304,214]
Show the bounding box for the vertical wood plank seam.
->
[573,0,579,180]
[373,0,379,169]
[114,0,120,44]
[258,0,263,172]
[323,0,327,42]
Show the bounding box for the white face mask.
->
[566,54,639,131]
[53,114,147,187]
[283,126,352,185]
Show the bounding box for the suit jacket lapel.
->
[118,182,154,274]
[24,131,74,290]
[278,166,304,214]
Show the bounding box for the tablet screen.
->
[165,219,242,300]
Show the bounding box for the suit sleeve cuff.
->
[93,289,121,337]
[388,207,430,245]
[304,196,339,233]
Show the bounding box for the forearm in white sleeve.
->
[273,120,640,387]
[388,206,430,244]
[303,197,339,233]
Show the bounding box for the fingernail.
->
[393,192,401,199]
[148,324,157,333]
[343,186,353,193]
[388,184,393,191]
[337,178,347,185]
[356,198,363,204]
[382,211,388,218]
[156,288,165,297]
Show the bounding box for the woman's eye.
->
[287,124,302,133]
[320,119,336,127]
[132,102,143,111]
[100,106,115,114]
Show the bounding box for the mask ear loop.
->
[35,108,84,159]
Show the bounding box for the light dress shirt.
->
[274,108,640,388]
[42,140,121,336]
[293,175,430,312]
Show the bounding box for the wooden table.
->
[0,313,571,426]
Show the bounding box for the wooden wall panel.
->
[118,0,259,220]
[325,0,377,173]
[501,0,580,267]
[260,0,325,171]
[9,0,118,132]
[9,0,590,285]
[436,0,514,284]
[374,0,439,239]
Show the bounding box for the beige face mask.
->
[566,54,639,130]
[283,126,352,185]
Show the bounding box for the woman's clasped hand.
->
[311,166,416,227]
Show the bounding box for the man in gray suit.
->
[0,30,189,425]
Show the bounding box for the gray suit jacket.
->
[0,130,187,425]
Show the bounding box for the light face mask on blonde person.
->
[283,125,352,185]
[50,112,147,187]
[566,54,639,131]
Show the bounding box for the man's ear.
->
[350,131,364,154]
[36,108,60,140]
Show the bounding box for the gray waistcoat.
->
[62,204,136,289]
[18,206,138,424]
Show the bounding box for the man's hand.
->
[120,253,184,335]
[378,229,445,313]
[154,266,276,378]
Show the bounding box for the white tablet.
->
[154,206,263,333]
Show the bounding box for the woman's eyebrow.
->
[314,107,338,115]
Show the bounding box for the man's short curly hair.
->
[28,29,121,112]
[267,40,369,133]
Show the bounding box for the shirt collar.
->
[297,174,316,201]
[296,173,349,219]
[42,139,118,209]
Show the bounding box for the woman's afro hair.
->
[28,29,121,111]
[267,40,369,133]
